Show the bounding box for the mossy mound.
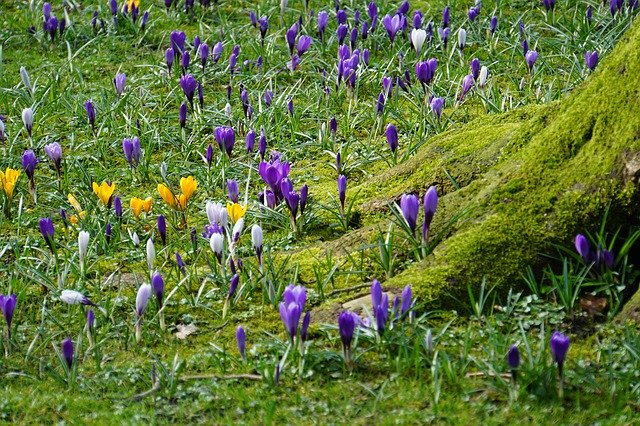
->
[347,20,640,308]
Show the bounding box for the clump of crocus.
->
[92,181,116,208]
[371,279,389,335]
[122,137,141,169]
[236,326,246,359]
[130,196,152,219]
[550,331,570,398]
[135,283,151,342]
[0,294,17,340]
[157,176,197,212]
[338,311,357,367]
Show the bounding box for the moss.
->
[329,20,640,308]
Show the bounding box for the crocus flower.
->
[210,233,224,263]
[336,24,348,45]
[368,2,378,29]
[458,28,467,50]
[0,168,20,202]
[60,290,103,313]
[181,50,190,72]
[550,331,570,377]
[297,35,312,57]
[0,119,5,144]
[236,326,246,359]
[62,338,74,369]
[423,186,438,241]
[400,194,419,236]
[285,24,298,55]
[337,174,346,211]
[317,11,328,40]
[113,72,126,97]
[442,6,450,28]
[92,181,115,207]
[490,16,498,35]
[227,179,239,204]
[431,97,444,119]
[170,30,186,58]
[411,28,427,55]
[279,301,302,342]
[39,217,55,250]
[382,14,401,44]
[78,230,89,266]
[460,74,474,101]
[585,50,598,71]
[22,107,34,139]
[212,41,223,63]
[525,50,538,74]
[130,196,152,218]
[85,100,96,131]
[156,215,167,245]
[468,6,479,21]
[252,224,263,266]
[0,294,17,338]
[214,126,235,157]
[507,345,520,371]
[385,123,398,154]
[179,102,187,127]
[21,149,37,185]
[400,285,412,316]
[338,311,356,362]
[471,58,481,80]
[180,74,197,107]
[300,311,311,343]
[176,252,186,275]
[151,271,164,307]
[438,27,450,50]
[478,66,489,88]
[574,234,590,263]
[542,0,556,12]
[165,48,174,74]
[199,43,209,71]
[136,283,152,318]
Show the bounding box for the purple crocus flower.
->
[249,11,257,27]
[385,123,398,153]
[382,14,401,44]
[338,311,356,360]
[336,9,347,25]
[214,126,235,157]
[157,215,167,245]
[550,331,570,374]
[370,281,389,335]
[87,309,95,330]
[212,41,223,63]
[423,186,438,241]
[490,16,498,34]
[318,11,328,40]
[468,6,479,22]
[376,92,385,115]
[259,129,267,159]
[85,100,96,131]
[586,6,592,23]
[105,222,112,244]
[279,301,302,342]
[507,345,520,374]
[47,16,58,42]
[337,174,347,211]
[400,194,419,236]
[413,10,423,29]
[431,96,444,120]
[299,184,308,215]
[264,90,274,107]
[297,35,312,57]
[180,74,197,106]
[336,24,348,45]
[525,50,538,74]
[227,179,239,203]
[471,58,481,80]
[400,285,412,316]
[181,50,190,72]
[259,16,268,40]
[170,30,186,58]
[165,48,174,74]
[574,234,590,263]
[585,50,598,71]
[114,196,122,218]
[204,143,213,165]
[122,138,136,167]
[114,72,126,97]
[460,74,474,100]
[228,274,239,297]
[245,129,256,153]
[287,97,294,115]
[0,294,17,338]
[330,117,338,136]
[176,251,186,275]
[368,2,378,30]
[140,11,149,30]
[286,23,298,55]
[199,43,209,70]
[442,6,450,28]
[236,326,246,358]
[300,311,311,343]
[283,188,300,222]
[542,0,556,12]
[179,102,187,127]
[22,149,38,184]
[43,2,52,19]
[151,271,164,306]
[350,27,358,49]
[62,338,74,369]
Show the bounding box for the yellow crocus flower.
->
[177,194,188,210]
[67,193,86,220]
[226,202,247,223]
[127,0,141,9]
[130,197,152,218]
[0,168,21,200]
[157,184,177,208]
[92,181,116,206]
[180,176,198,201]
